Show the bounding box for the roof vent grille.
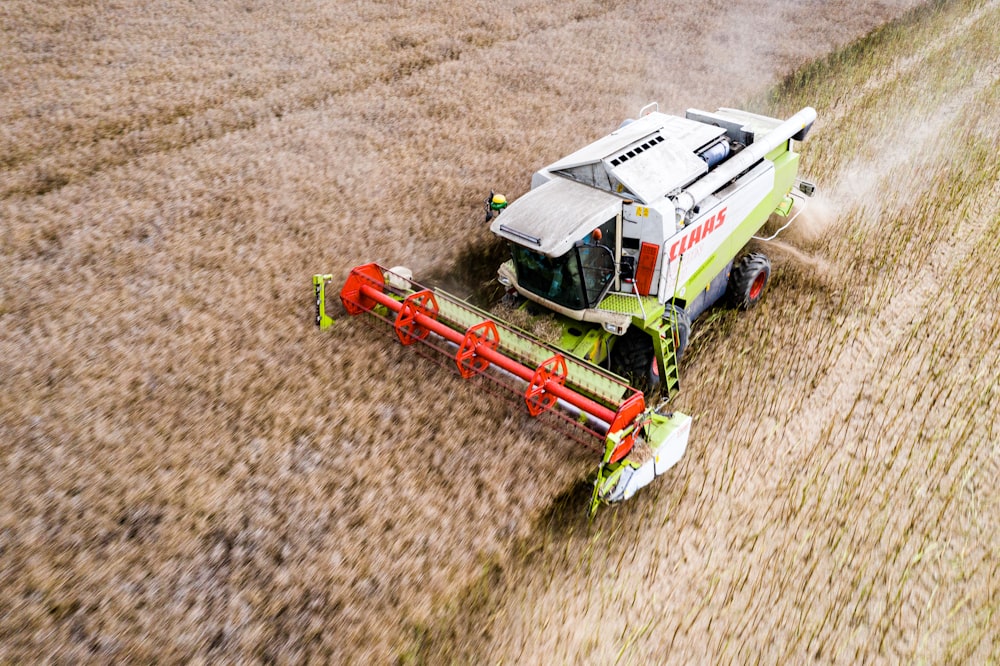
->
[609,134,664,167]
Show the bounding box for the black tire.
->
[729,252,771,309]
[663,304,691,361]
[610,326,658,391]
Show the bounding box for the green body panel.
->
[597,293,665,327]
[643,407,689,449]
[648,318,681,397]
[558,325,611,364]
[313,274,335,329]
[680,146,800,300]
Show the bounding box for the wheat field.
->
[417,0,1000,662]
[2,0,996,662]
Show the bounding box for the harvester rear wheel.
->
[729,252,771,309]
[610,326,657,392]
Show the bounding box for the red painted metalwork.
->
[456,320,500,379]
[525,355,568,417]
[749,272,767,300]
[606,391,647,463]
[635,242,659,296]
[340,263,385,315]
[394,290,439,346]
[356,281,618,425]
[340,264,646,450]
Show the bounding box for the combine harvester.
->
[317,103,816,514]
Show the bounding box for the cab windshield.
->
[511,241,615,310]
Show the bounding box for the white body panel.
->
[660,161,774,300]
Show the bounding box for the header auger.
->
[317,102,816,513]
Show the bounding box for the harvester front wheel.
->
[610,326,657,392]
[729,252,771,309]
[664,304,691,361]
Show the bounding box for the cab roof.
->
[489,177,620,257]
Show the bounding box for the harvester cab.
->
[322,103,816,514]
